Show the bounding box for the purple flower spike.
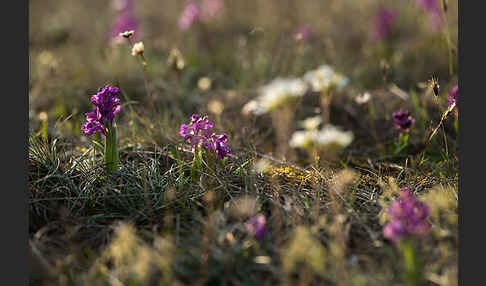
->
[90,86,121,125]
[180,114,231,159]
[245,214,266,241]
[82,109,105,136]
[448,84,458,107]
[371,7,397,41]
[82,85,121,137]
[178,2,201,30]
[383,221,406,243]
[212,134,232,159]
[392,109,415,133]
[383,188,431,243]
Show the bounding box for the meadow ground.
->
[29,1,458,285]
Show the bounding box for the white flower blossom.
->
[258,77,307,112]
[299,116,322,130]
[242,77,308,115]
[289,130,318,150]
[303,65,349,92]
[315,124,354,149]
[289,124,353,151]
[241,100,265,116]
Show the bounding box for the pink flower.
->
[383,188,431,243]
[245,214,266,240]
[178,2,201,30]
[201,0,224,21]
[180,114,231,159]
[371,7,397,41]
[293,25,312,42]
[82,85,121,137]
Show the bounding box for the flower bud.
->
[131,41,144,56]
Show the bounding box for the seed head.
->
[429,77,440,97]
[167,48,185,71]
[119,30,134,38]
[131,41,144,56]
[442,0,448,12]
[38,112,48,121]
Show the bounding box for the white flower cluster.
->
[289,124,353,151]
[289,130,317,150]
[259,77,308,112]
[242,64,349,115]
[242,77,307,115]
[298,115,322,130]
[303,64,349,93]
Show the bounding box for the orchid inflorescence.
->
[180,114,231,159]
[383,188,431,244]
[82,85,121,137]
[371,7,397,41]
[392,109,415,133]
[82,85,121,173]
[245,214,266,241]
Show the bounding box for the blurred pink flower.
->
[415,0,439,12]
[201,0,224,21]
[371,7,397,41]
[293,25,312,42]
[109,0,139,43]
[178,2,201,30]
[427,10,443,32]
[383,188,431,244]
[415,0,443,32]
[245,214,266,241]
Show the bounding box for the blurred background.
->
[29,0,457,143]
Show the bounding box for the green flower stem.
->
[394,133,409,155]
[205,151,218,189]
[399,240,423,286]
[104,122,119,173]
[191,147,203,183]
